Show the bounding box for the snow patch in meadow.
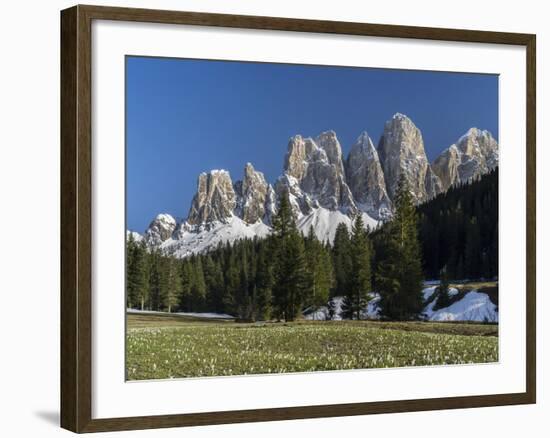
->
[423,291,498,322]
[127,309,235,320]
[303,287,497,322]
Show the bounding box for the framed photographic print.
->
[60,4,536,433]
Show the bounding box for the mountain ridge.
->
[130,113,498,257]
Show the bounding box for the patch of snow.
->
[303,288,497,323]
[423,290,498,322]
[127,309,235,319]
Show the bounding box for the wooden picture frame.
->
[61,4,536,433]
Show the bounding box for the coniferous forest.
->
[126,170,498,321]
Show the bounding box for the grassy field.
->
[126,314,498,380]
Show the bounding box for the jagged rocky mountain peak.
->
[234,162,273,224]
[187,169,236,225]
[346,131,392,220]
[432,128,498,191]
[315,130,346,173]
[280,130,355,215]
[378,113,441,204]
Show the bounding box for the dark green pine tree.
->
[178,260,193,311]
[304,226,333,318]
[235,246,253,321]
[126,234,148,309]
[377,174,424,320]
[222,251,240,315]
[190,257,207,311]
[271,190,307,321]
[435,265,451,309]
[163,257,180,312]
[148,252,162,311]
[203,256,225,313]
[464,217,482,279]
[332,223,352,297]
[342,215,372,320]
[255,243,273,321]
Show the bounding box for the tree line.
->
[127,171,497,321]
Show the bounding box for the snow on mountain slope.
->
[157,207,378,257]
[297,208,378,243]
[159,215,271,257]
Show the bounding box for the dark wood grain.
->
[60,4,537,433]
[60,5,78,432]
[525,34,537,404]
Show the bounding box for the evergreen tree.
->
[272,191,307,321]
[435,265,451,309]
[148,252,162,311]
[255,243,273,320]
[178,260,193,311]
[164,257,180,312]
[376,174,424,320]
[327,297,337,321]
[464,217,482,279]
[203,256,224,312]
[342,215,372,319]
[304,226,332,316]
[126,235,148,309]
[190,257,207,311]
[234,246,253,320]
[332,223,352,297]
[223,251,240,315]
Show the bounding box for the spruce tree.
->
[179,260,192,311]
[304,226,331,315]
[148,252,162,311]
[255,243,273,321]
[190,257,207,311]
[332,223,352,297]
[164,257,181,312]
[342,215,372,319]
[435,265,451,309]
[377,174,424,320]
[203,256,224,312]
[126,234,137,308]
[126,234,147,309]
[272,190,307,321]
[223,251,240,315]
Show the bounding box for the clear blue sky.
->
[126,56,498,232]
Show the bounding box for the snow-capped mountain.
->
[129,113,498,257]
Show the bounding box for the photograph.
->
[124,56,499,381]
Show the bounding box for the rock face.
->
[277,131,356,216]
[144,213,176,244]
[346,131,392,220]
[187,170,236,225]
[234,162,274,224]
[378,113,441,204]
[432,128,499,191]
